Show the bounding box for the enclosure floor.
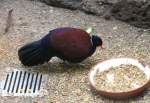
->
[0,0,150,103]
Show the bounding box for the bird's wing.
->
[50,28,92,60]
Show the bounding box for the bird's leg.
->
[62,61,86,67]
[62,60,71,66]
[77,63,86,66]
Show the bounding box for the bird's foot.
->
[62,61,71,66]
[62,61,86,67]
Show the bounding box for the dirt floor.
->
[0,0,150,103]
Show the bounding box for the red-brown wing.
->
[50,28,92,60]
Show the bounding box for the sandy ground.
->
[0,0,150,102]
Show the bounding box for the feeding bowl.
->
[89,58,150,99]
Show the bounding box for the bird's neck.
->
[90,37,96,55]
[91,36,97,48]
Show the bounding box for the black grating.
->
[2,70,43,94]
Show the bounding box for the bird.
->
[18,27,103,66]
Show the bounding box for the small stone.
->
[20,22,28,26]
[104,14,111,20]
[83,95,90,102]
[113,26,118,30]
[62,91,68,96]
[76,89,81,96]
[49,9,53,13]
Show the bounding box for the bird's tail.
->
[18,40,51,66]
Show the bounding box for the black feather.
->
[18,40,53,66]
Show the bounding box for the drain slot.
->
[16,71,22,93]
[24,73,30,93]
[3,74,9,90]
[33,72,39,93]
[11,71,18,93]
[38,74,42,90]
[7,71,14,92]
[29,73,34,89]
[21,71,26,92]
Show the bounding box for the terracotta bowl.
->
[89,58,150,99]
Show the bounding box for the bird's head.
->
[91,35,104,49]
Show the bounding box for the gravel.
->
[0,0,150,103]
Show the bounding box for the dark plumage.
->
[18,27,103,66]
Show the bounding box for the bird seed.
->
[94,64,148,92]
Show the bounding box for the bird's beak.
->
[100,44,105,49]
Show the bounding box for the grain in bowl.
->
[94,64,148,92]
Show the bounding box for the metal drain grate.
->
[0,69,48,97]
